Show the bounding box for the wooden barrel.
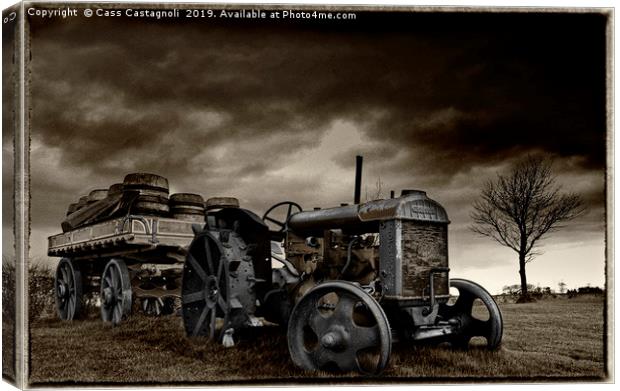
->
[170,193,205,222]
[131,195,170,215]
[205,197,240,210]
[123,173,169,215]
[123,173,169,193]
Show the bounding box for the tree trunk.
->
[519,252,528,298]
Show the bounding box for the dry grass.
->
[2,320,15,382]
[28,295,607,385]
[2,259,16,382]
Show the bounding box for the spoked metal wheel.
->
[100,258,133,325]
[182,232,230,340]
[288,281,392,374]
[439,278,503,349]
[55,258,83,320]
[141,297,166,316]
[262,201,302,233]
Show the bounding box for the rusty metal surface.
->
[287,280,392,374]
[321,230,378,283]
[379,219,449,300]
[379,220,403,296]
[288,191,449,237]
[181,229,258,341]
[288,204,360,231]
[359,191,450,224]
[401,221,449,297]
[438,279,503,349]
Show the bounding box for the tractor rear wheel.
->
[182,228,259,344]
[181,232,232,341]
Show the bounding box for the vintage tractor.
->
[180,157,503,374]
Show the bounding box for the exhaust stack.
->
[354,155,363,204]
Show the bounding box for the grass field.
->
[28,295,607,385]
[2,320,15,382]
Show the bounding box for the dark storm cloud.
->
[29,11,607,182]
[25,9,608,244]
[30,21,341,179]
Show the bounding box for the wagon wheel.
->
[141,296,175,316]
[100,259,133,325]
[182,232,230,341]
[288,281,392,374]
[55,258,83,320]
[141,297,163,316]
[262,201,302,232]
[439,278,503,349]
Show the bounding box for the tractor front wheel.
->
[287,281,392,374]
[439,278,503,349]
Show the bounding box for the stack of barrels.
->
[170,193,206,222]
[64,173,212,224]
[123,173,171,216]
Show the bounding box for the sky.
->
[2,3,609,295]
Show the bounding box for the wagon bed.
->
[47,215,196,260]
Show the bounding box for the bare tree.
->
[558,281,567,294]
[470,156,585,301]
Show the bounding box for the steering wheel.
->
[262,201,302,232]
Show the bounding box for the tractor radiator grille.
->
[401,221,449,297]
